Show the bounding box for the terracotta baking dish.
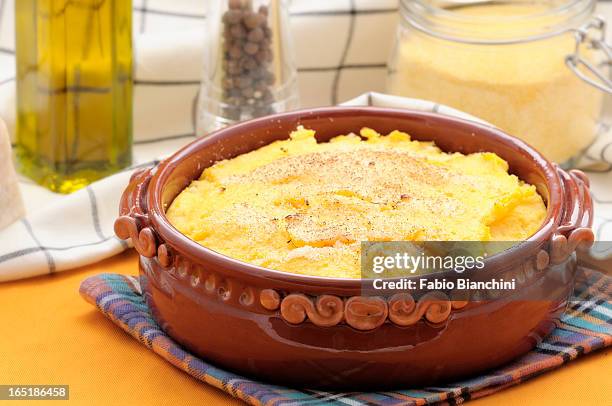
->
[115,107,594,390]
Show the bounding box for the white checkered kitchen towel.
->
[0,0,611,281]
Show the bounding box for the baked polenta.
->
[166,127,547,278]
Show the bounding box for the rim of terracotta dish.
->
[147,107,562,289]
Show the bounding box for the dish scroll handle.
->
[114,168,160,259]
[550,166,594,265]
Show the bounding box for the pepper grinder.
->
[197,0,298,134]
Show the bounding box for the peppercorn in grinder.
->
[197,0,298,133]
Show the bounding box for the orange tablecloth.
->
[1,250,611,406]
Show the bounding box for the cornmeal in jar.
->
[167,127,547,278]
[388,4,603,164]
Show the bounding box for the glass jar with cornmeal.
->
[388,0,610,165]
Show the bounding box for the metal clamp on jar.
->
[388,0,611,166]
[567,17,612,94]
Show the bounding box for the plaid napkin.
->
[80,269,612,406]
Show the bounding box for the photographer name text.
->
[372,278,516,291]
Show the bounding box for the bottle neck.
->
[400,0,596,45]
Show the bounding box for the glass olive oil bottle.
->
[15,0,132,193]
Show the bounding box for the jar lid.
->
[401,0,596,44]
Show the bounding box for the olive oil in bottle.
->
[15,0,132,194]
